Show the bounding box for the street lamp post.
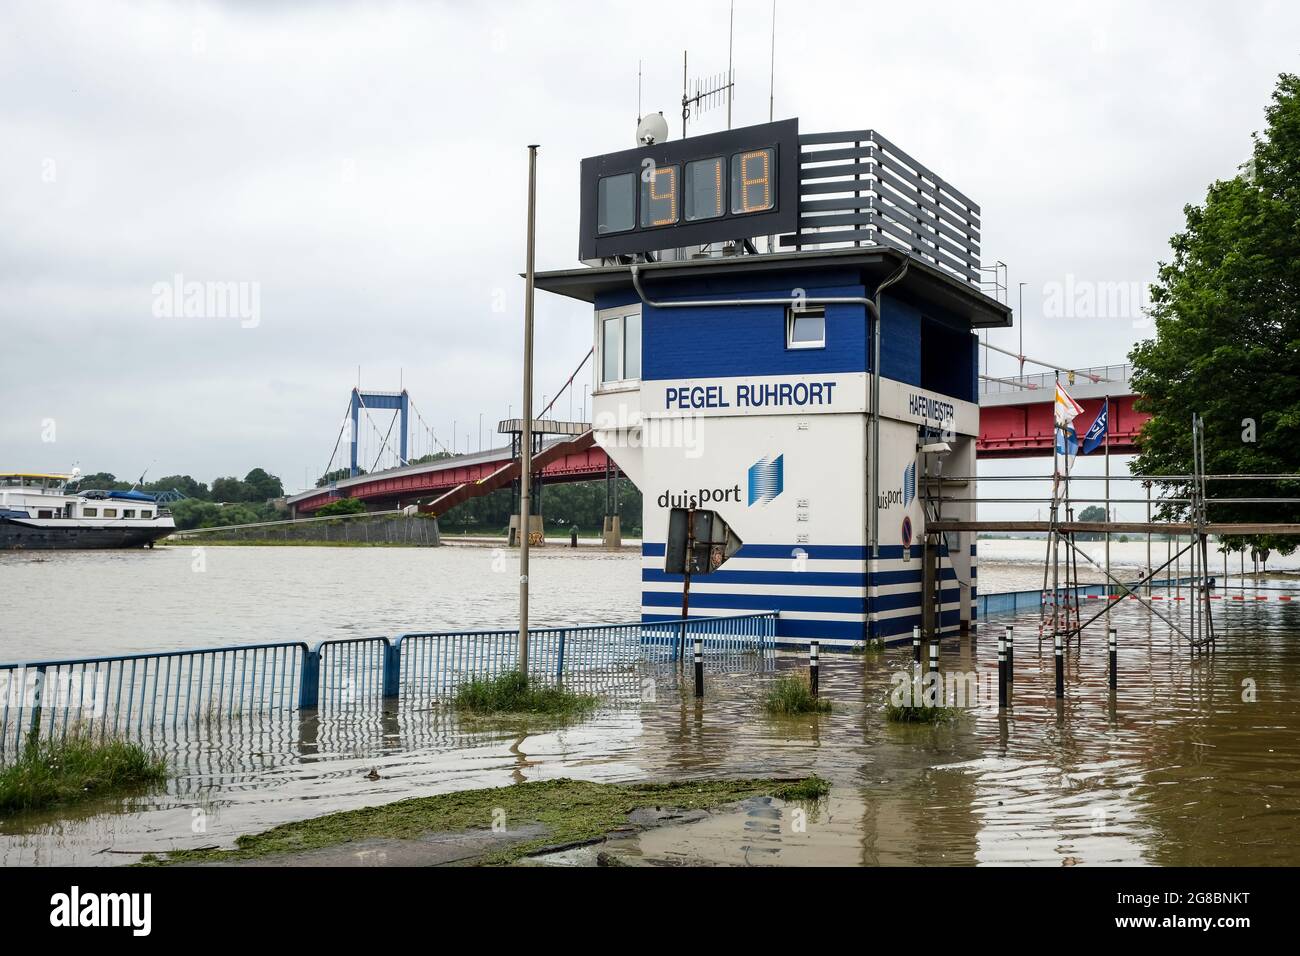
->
[519,144,539,677]
[1018,281,1027,378]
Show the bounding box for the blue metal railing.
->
[0,642,307,760]
[0,613,776,758]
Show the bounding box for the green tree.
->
[317,497,366,516]
[316,467,362,487]
[243,468,284,501]
[73,472,131,492]
[144,474,209,499]
[1129,72,1300,555]
[210,476,247,502]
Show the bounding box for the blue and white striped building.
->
[536,124,1010,648]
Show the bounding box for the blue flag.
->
[1080,399,1110,455]
[1055,425,1078,457]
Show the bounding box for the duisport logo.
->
[747,454,783,506]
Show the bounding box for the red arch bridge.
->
[286,365,1146,517]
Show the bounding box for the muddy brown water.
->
[1,544,1298,866]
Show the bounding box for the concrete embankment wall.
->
[187,514,441,546]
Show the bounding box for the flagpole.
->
[1052,372,1061,645]
[1104,395,1111,612]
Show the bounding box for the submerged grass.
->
[0,736,168,815]
[762,674,832,715]
[884,703,961,724]
[142,776,827,866]
[453,671,599,717]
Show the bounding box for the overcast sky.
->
[2,0,1297,497]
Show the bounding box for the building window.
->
[103,508,118,518]
[599,309,642,385]
[84,507,98,517]
[786,306,825,349]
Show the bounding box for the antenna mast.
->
[727,0,734,129]
[769,0,777,122]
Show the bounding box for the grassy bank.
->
[141,775,829,866]
[0,737,168,815]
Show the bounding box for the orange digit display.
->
[731,148,775,214]
[685,157,725,221]
[641,165,679,227]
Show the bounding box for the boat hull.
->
[0,518,173,550]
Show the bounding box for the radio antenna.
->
[637,59,642,123]
[769,0,777,122]
[681,49,735,139]
[727,0,734,129]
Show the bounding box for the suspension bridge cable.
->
[407,398,454,457]
[371,408,401,473]
[321,396,357,480]
[537,347,594,420]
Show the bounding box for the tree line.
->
[73,465,642,535]
[1130,72,1300,556]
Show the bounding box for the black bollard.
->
[809,640,819,697]
[1108,626,1117,691]
[1054,632,1064,699]
[912,625,921,665]
[693,637,703,698]
[1005,625,1014,685]
[570,526,578,548]
[997,629,1007,708]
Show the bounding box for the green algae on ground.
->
[770,776,831,802]
[142,776,825,867]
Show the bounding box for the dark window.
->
[597,174,636,234]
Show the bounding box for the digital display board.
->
[579,118,799,260]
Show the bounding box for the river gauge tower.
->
[536,118,1010,647]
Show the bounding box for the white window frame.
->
[786,306,826,350]
[596,305,642,392]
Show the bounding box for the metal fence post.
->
[28,665,47,743]
[556,628,566,678]
[382,640,401,699]
[299,647,321,710]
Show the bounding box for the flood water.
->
[2,541,1299,866]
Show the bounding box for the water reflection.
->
[2,545,1299,867]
